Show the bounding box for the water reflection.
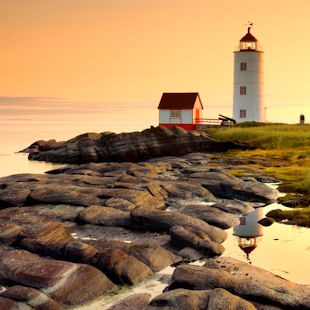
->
[233,208,264,262]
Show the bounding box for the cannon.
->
[218,114,236,126]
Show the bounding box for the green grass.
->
[212,123,310,149]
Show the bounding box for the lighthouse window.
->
[240,109,246,118]
[170,110,181,118]
[240,86,247,95]
[240,62,247,71]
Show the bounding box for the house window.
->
[240,109,246,118]
[170,110,181,118]
[240,86,247,95]
[240,62,247,71]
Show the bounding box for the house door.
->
[195,109,200,123]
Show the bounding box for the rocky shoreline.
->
[22,126,249,164]
[0,128,309,309]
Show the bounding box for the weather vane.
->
[245,21,253,30]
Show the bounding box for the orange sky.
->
[1,0,310,126]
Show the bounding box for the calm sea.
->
[0,108,156,177]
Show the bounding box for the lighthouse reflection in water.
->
[233,208,264,262]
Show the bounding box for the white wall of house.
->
[159,110,170,123]
[181,110,193,124]
[193,97,202,109]
[159,109,195,124]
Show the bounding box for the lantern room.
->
[239,27,258,51]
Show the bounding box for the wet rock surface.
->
[0,150,299,309]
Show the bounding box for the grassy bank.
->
[209,123,310,226]
[213,123,310,149]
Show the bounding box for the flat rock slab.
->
[0,250,117,306]
[169,258,310,309]
[146,288,256,310]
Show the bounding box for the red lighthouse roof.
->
[240,27,257,42]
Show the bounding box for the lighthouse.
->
[233,26,265,122]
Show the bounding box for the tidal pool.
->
[223,203,310,286]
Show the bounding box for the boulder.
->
[146,288,256,310]
[169,226,225,256]
[107,293,151,310]
[92,248,153,285]
[64,240,98,263]
[125,243,181,272]
[258,217,275,227]
[0,285,64,310]
[177,247,204,261]
[78,205,131,227]
[83,239,181,272]
[0,182,33,207]
[0,223,23,245]
[19,222,72,244]
[130,208,227,244]
[19,238,67,259]
[169,258,310,309]
[0,250,117,306]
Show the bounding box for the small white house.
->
[157,92,204,130]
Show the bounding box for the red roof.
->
[240,27,257,42]
[157,92,203,110]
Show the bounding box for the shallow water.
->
[0,152,65,177]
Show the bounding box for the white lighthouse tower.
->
[233,26,265,123]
